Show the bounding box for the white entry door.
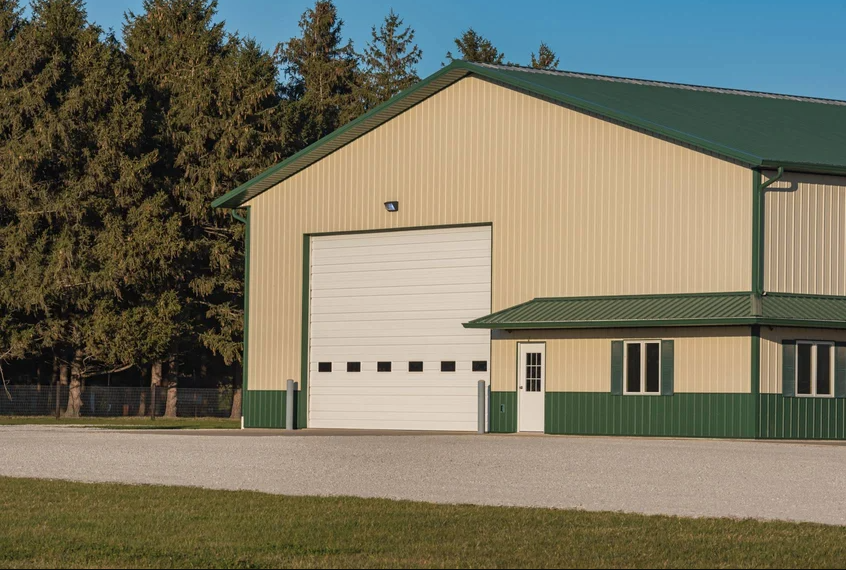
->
[518,343,545,432]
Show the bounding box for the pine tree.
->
[446,28,504,64]
[277,0,362,150]
[531,42,559,70]
[361,9,422,105]
[0,0,162,416]
[124,0,284,416]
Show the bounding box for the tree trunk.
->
[149,361,162,418]
[64,352,83,418]
[230,365,242,420]
[164,354,178,418]
[137,365,148,417]
[52,356,60,387]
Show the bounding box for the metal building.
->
[213,61,846,439]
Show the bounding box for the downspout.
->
[750,166,783,439]
[231,209,249,429]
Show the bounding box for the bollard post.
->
[286,379,295,431]
[478,380,486,434]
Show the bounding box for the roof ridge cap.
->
[471,63,846,107]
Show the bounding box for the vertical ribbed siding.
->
[493,327,750,394]
[546,393,753,438]
[245,76,750,392]
[764,171,846,295]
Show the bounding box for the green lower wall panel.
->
[545,392,755,438]
[243,390,291,429]
[759,394,846,439]
[490,391,517,433]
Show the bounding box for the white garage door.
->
[308,226,491,431]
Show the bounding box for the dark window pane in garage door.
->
[318,362,332,372]
[409,361,423,372]
[441,361,456,372]
[347,362,361,373]
[378,362,392,372]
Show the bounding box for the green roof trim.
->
[464,293,846,330]
[213,61,846,209]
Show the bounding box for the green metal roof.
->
[464,293,846,330]
[213,61,846,209]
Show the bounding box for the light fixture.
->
[384,201,399,212]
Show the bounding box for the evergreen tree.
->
[124,0,284,416]
[446,28,504,64]
[361,9,422,105]
[0,0,165,415]
[531,42,559,70]
[277,0,362,150]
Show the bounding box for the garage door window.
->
[441,361,456,372]
[408,361,423,372]
[318,362,332,372]
[378,361,392,372]
[472,361,488,372]
[347,362,361,372]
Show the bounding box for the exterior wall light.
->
[384,201,399,212]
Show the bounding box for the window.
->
[347,362,361,373]
[525,352,542,392]
[472,361,488,372]
[796,342,833,397]
[318,362,332,373]
[408,361,423,372]
[377,361,392,372]
[624,341,661,395]
[441,361,456,372]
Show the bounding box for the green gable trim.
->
[212,61,846,210]
[465,292,846,330]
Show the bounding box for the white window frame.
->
[623,340,662,396]
[795,341,835,398]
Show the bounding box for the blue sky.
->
[78,0,846,100]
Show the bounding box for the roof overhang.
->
[464,293,846,330]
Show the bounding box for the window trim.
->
[623,340,662,396]
[795,341,835,398]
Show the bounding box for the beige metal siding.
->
[246,76,751,391]
[764,172,846,295]
[492,327,750,393]
[760,327,846,394]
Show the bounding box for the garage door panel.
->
[311,283,491,299]
[310,397,477,413]
[312,269,491,290]
[307,418,477,431]
[312,229,489,250]
[310,319,484,335]
[309,226,491,432]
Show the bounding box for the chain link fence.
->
[0,385,236,418]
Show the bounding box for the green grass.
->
[0,416,239,429]
[0,478,843,569]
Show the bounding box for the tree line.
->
[0,0,559,418]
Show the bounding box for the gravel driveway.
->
[1,426,844,525]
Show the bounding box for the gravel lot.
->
[1,426,844,525]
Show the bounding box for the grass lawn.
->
[0,416,239,430]
[0,478,843,569]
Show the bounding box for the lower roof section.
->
[464,292,846,330]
